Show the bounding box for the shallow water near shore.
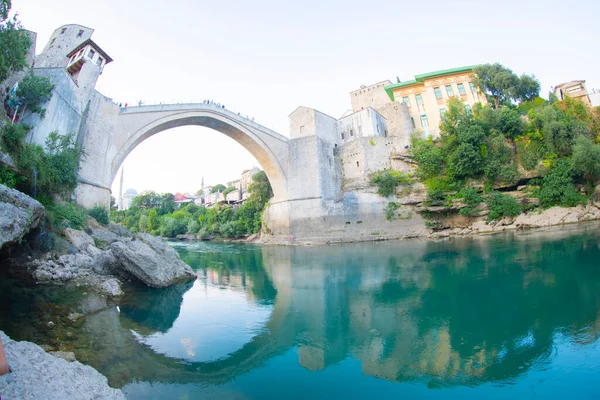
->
[3,222,600,399]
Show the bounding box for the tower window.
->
[97,57,104,66]
[61,28,67,34]
[356,161,360,167]
[50,38,56,45]
[77,29,84,37]
[88,49,96,59]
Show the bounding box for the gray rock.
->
[89,227,125,249]
[67,313,84,322]
[49,351,76,362]
[0,184,45,251]
[0,330,125,399]
[64,228,101,256]
[110,233,196,288]
[107,222,133,238]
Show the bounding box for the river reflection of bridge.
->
[86,225,600,389]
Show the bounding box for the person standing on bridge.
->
[138,100,143,107]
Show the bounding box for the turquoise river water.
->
[2,223,600,399]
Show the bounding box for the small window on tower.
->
[88,49,96,60]
[97,57,103,66]
[77,29,84,37]
[61,28,67,34]
[50,38,56,46]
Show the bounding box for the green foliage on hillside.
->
[410,65,600,213]
[111,171,273,239]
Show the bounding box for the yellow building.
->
[384,66,486,137]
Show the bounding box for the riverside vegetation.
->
[110,170,273,240]
[371,63,600,230]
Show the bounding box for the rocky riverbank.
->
[0,330,125,400]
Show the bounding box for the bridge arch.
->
[110,105,289,202]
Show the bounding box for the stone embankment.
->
[0,330,125,400]
[422,186,600,239]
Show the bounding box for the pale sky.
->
[15,0,600,196]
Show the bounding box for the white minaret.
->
[118,166,124,210]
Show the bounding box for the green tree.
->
[473,63,539,109]
[147,209,158,231]
[539,159,584,208]
[159,193,177,215]
[15,71,54,119]
[572,135,600,188]
[222,186,236,197]
[211,184,226,193]
[0,2,32,83]
[131,191,161,209]
[138,214,148,232]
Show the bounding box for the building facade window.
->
[411,117,415,128]
[97,57,103,66]
[420,115,428,127]
[440,108,446,117]
[88,49,96,59]
[434,87,443,99]
[465,104,472,112]
[402,96,411,107]
[445,85,454,97]
[415,94,424,105]
[60,28,67,34]
[77,29,84,37]
[350,129,354,137]
[341,132,345,140]
[469,82,479,100]
[457,83,466,95]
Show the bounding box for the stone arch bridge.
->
[74,100,425,243]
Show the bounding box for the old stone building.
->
[553,80,592,105]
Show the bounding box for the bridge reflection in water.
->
[81,224,600,397]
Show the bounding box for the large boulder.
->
[0,331,125,399]
[110,233,196,288]
[0,184,44,251]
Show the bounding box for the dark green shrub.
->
[47,202,88,230]
[385,202,399,221]
[458,187,482,216]
[0,124,29,155]
[88,204,109,225]
[411,138,444,179]
[517,139,544,171]
[0,165,18,188]
[538,159,586,207]
[220,221,244,238]
[486,191,522,221]
[371,170,412,197]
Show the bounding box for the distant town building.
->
[240,167,261,191]
[350,81,393,112]
[121,188,137,210]
[382,66,486,137]
[174,192,194,207]
[553,80,592,105]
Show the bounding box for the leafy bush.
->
[411,138,444,179]
[517,139,543,171]
[0,165,17,188]
[88,204,109,225]
[187,220,200,234]
[486,191,522,221]
[385,202,399,221]
[538,159,585,208]
[198,228,210,240]
[0,124,29,155]
[458,187,482,216]
[220,221,244,238]
[572,135,600,187]
[47,202,88,230]
[371,170,412,197]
